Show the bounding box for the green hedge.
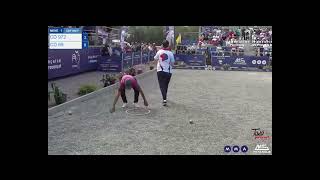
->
[78,85,97,96]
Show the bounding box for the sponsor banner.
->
[250,56,269,67]
[211,55,269,68]
[174,54,206,68]
[98,54,122,72]
[185,54,206,66]
[174,54,206,65]
[48,47,101,80]
[211,55,231,67]
[82,48,100,71]
[253,144,271,154]
[224,145,249,153]
[133,51,142,66]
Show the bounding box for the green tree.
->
[174,26,200,42]
[127,26,164,44]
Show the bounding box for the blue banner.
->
[98,55,122,72]
[211,55,229,67]
[174,54,188,62]
[174,54,206,67]
[133,51,141,65]
[181,39,197,45]
[82,48,100,71]
[48,48,101,80]
[122,52,133,71]
[211,55,270,68]
[185,55,206,66]
[49,49,164,80]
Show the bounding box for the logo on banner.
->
[253,144,271,154]
[262,60,266,65]
[88,55,98,63]
[219,60,223,65]
[72,50,81,69]
[234,58,246,65]
[48,57,62,70]
[252,128,271,140]
[252,60,256,64]
[257,60,261,64]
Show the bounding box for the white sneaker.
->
[133,103,140,108]
[122,103,128,108]
[162,100,167,106]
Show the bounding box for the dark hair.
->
[162,40,169,48]
[125,79,132,89]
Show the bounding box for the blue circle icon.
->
[241,145,248,153]
[224,146,231,153]
[233,146,240,152]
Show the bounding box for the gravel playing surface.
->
[48,69,272,155]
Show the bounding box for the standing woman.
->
[154,40,175,106]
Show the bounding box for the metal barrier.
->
[99,50,155,73]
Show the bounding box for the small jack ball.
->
[68,110,72,115]
[189,120,193,124]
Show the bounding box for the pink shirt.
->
[119,75,139,90]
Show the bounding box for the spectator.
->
[101,44,110,56]
[236,28,241,40]
[241,28,246,40]
[148,43,153,51]
[245,31,249,40]
[208,32,213,40]
[153,43,157,51]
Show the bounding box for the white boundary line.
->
[126,108,151,116]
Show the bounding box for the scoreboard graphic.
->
[48,28,88,49]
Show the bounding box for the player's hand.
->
[110,106,115,113]
[144,100,148,107]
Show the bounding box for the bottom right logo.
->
[253,144,271,154]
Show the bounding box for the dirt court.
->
[48,69,272,155]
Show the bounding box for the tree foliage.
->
[127,26,164,44]
[174,26,199,41]
[125,26,200,45]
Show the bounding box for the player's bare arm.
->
[137,86,148,107]
[110,90,121,113]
